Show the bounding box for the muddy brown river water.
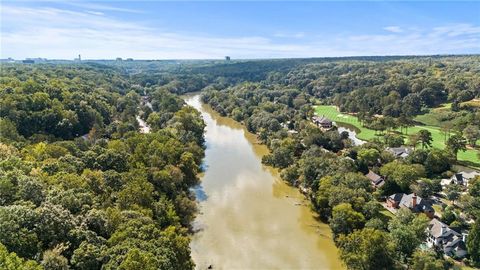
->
[184,94,343,270]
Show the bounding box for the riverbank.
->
[184,94,343,270]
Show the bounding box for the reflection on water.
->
[184,94,343,270]
[337,126,365,146]
[191,184,208,202]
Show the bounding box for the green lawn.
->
[380,209,395,221]
[414,111,448,127]
[314,105,480,166]
[432,204,443,217]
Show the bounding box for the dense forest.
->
[1,55,479,269]
[0,64,205,269]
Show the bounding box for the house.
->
[427,218,468,259]
[365,170,385,188]
[312,115,333,129]
[386,193,435,218]
[441,171,480,187]
[386,147,412,158]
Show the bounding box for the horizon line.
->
[3,53,480,62]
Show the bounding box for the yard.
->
[313,105,480,166]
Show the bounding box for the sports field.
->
[314,105,480,166]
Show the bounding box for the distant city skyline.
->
[1,1,480,59]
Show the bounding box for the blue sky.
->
[1,1,479,59]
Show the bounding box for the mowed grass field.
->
[314,105,480,166]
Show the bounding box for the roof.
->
[428,218,467,257]
[441,171,480,186]
[444,237,467,256]
[388,193,404,202]
[312,115,332,124]
[365,170,384,187]
[388,193,434,213]
[386,147,411,157]
[429,218,460,239]
[460,171,480,180]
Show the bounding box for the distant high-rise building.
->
[225,56,231,61]
[75,54,81,61]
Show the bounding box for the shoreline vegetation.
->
[0,64,206,269]
[184,94,344,269]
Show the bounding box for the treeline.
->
[0,64,205,269]
[120,56,479,137]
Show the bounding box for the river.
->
[184,94,343,270]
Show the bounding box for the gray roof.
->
[442,171,480,186]
[386,147,411,157]
[312,116,332,124]
[429,218,460,239]
[388,193,434,213]
[428,218,467,257]
[459,171,480,180]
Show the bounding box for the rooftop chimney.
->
[412,193,417,208]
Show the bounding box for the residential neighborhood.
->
[312,114,479,265]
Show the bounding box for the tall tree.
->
[467,220,480,267]
[446,134,467,160]
[330,203,365,236]
[410,250,445,270]
[408,133,420,150]
[445,184,462,205]
[418,130,433,149]
[463,125,479,147]
[388,209,429,262]
[337,228,395,270]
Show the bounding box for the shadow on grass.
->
[457,160,480,170]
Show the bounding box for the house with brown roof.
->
[365,170,384,189]
[386,193,435,218]
[427,218,468,259]
[312,115,333,129]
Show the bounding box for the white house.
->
[441,171,480,187]
[426,218,468,259]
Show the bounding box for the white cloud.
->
[1,5,479,59]
[383,26,403,33]
[85,10,105,16]
[48,0,144,14]
[273,32,306,39]
[432,24,480,37]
